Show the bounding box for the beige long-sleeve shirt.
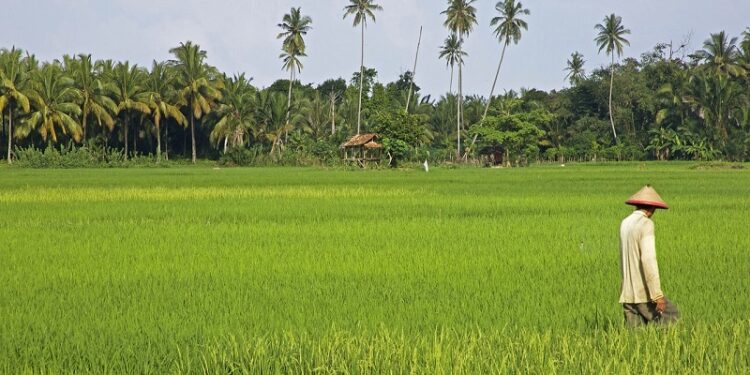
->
[619,210,664,304]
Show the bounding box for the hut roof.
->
[341,133,380,148]
[364,141,382,149]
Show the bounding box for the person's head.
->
[625,185,669,216]
[636,205,657,218]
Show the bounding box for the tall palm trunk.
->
[467,42,509,158]
[190,98,197,164]
[608,54,618,141]
[165,122,169,161]
[7,107,13,164]
[82,103,88,142]
[285,70,294,144]
[156,119,162,163]
[357,22,365,135]
[483,42,508,119]
[449,65,454,95]
[456,62,463,160]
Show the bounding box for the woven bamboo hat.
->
[625,185,669,209]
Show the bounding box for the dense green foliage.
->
[0,165,748,372]
[2,7,750,166]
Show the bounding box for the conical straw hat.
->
[625,185,669,209]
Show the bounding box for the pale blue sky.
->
[3,0,748,97]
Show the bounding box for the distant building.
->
[341,133,382,167]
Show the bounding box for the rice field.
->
[0,164,748,374]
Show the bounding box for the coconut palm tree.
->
[442,0,477,159]
[169,41,222,163]
[0,47,31,163]
[695,31,743,77]
[595,13,630,141]
[343,0,382,135]
[145,61,186,161]
[278,7,312,128]
[564,52,587,86]
[211,73,255,153]
[111,62,151,158]
[484,0,529,119]
[16,64,82,144]
[438,34,466,94]
[71,54,117,142]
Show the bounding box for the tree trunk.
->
[608,54,618,141]
[190,99,197,164]
[156,119,162,163]
[449,65,454,95]
[483,42,508,119]
[467,42,509,158]
[7,107,12,164]
[285,70,294,145]
[82,103,88,143]
[456,63,462,160]
[405,26,423,113]
[357,22,365,135]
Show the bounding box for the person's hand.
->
[654,297,666,314]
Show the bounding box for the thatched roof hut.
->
[341,133,382,167]
[341,133,382,149]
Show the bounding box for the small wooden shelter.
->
[341,133,383,167]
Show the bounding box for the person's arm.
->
[640,220,664,302]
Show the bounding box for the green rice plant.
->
[0,164,747,373]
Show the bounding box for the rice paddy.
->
[0,164,748,373]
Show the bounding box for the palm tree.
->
[595,13,630,141]
[257,91,293,156]
[564,52,587,86]
[484,0,529,119]
[343,0,382,135]
[695,31,743,77]
[0,47,31,163]
[211,73,255,153]
[278,7,312,129]
[442,0,477,159]
[438,34,466,94]
[16,64,82,144]
[145,61,186,161]
[71,54,117,142]
[111,62,151,158]
[169,41,222,163]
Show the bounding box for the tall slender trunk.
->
[608,54,618,141]
[456,62,462,160]
[156,119,162,163]
[357,22,365,135]
[7,107,12,164]
[483,42,508,119]
[467,42,508,158]
[82,103,88,142]
[449,65,454,95]
[190,98,197,164]
[285,70,294,145]
[405,26,423,113]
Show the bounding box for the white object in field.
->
[423,160,429,172]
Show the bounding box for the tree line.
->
[2,0,750,166]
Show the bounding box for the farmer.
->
[619,185,679,327]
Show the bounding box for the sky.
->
[3,0,748,98]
